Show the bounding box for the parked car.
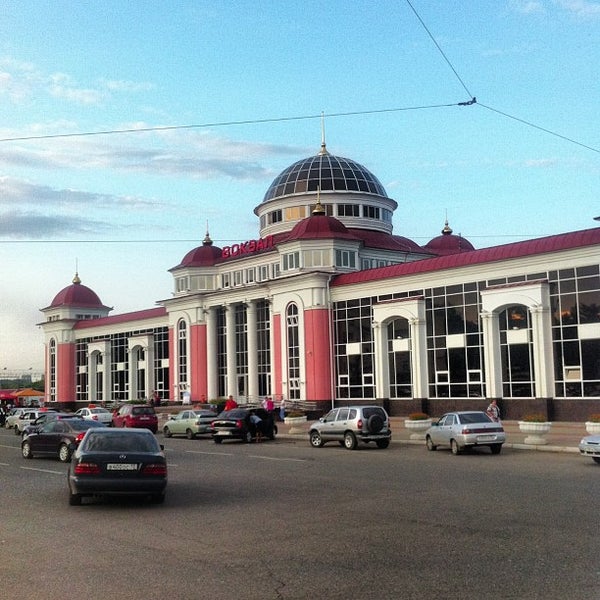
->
[163,409,217,439]
[67,428,167,505]
[308,405,391,450]
[112,404,158,433]
[6,407,50,430]
[21,411,82,437]
[75,406,113,425]
[14,409,57,435]
[21,419,107,462]
[211,407,277,443]
[579,434,600,464]
[425,411,506,455]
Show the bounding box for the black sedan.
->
[21,419,106,462]
[21,412,83,437]
[67,428,167,506]
[211,407,277,443]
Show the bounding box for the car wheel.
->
[309,430,324,448]
[344,431,357,450]
[58,444,71,463]
[490,444,502,455]
[376,439,390,449]
[425,435,437,451]
[367,415,384,434]
[214,437,222,444]
[186,428,195,440]
[68,492,82,506]
[21,441,33,459]
[163,426,172,438]
[244,431,253,443]
[450,439,461,455]
[592,457,600,464]
[15,427,20,436]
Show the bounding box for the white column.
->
[410,316,429,399]
[225,304,237,396]
[246,301,258,400]
[128,349,137,401]
[373,321,388,400]
[144,344,154,402]
[88,353,97,403]
[205,307,218,400]
[481,310,502,398]
[530,304,554,398]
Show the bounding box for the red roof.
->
[74,307,167,329]
[332,227,600,287]
[286,214,359,241]
[48,281,106,309]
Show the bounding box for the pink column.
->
[56,343,76,404]
[190,323,208,403]
[303,308,333,402]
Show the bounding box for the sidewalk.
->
[276,417,587,453]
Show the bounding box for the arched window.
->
[286,303,300,400]
[178,320,188,399]
[49,338,56,403]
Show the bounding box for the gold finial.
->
[72,272,81,284]
[203,221,213,245]
[318,111,328,155]
[312,186,326,215]
[442,219,453,235]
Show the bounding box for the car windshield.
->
[458,412,492,424]
[91,408,109,414]
[84,432,159,453]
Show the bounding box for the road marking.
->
[247,455,308,462]
[185,450,235,456]
[20,466,64,475]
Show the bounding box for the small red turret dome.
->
[286,200,359,242]
[424,221,475,256]
[49,273,106,308]
[177,231,223,268]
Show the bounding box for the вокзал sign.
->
[221,235,273,259]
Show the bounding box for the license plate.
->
[139,416,149,421]
[477,435,494,441]
[107,463,138,471]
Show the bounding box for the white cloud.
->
[555,0,600,17]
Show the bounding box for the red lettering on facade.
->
[221,236,273,259]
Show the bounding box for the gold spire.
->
[312,186,325,215]
[318,111,329,155]
[72,272,81,284]
[203,221,213,246]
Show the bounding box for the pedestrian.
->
[224,395,238,411]
[249,410,263,442]
[486,399,500,422]
[279,398,286,422]
[153,390,161,407]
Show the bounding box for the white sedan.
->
[163,409,217,439]
[75,407,113,425]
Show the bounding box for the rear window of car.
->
[362,407,387,420]
[132,406,156,416]
[84,432,159,453]
[220,409,247,418]
[459,412,491,424]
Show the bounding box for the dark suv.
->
[309,405,391,450]
[112,404,158,433]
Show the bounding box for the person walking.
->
[486,399,500,422]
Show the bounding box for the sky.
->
[0,0,599,371]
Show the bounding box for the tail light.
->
[75,432,86,443]
[92,415,98,420]
[141,463,167,476]
[357,419,363,429]
[74,462,100,474]
[236,419,244,429]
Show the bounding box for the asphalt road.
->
[0,427,598,600]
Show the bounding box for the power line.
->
[0,102,462,143]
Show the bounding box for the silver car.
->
[425,411,505,455]
[579,434,600,464]
[309,405,391,450]
[163,409,217,439]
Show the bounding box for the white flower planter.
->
[404,418,433,440]
[284,415,307,435]
[585,421,600,435]
[518,421,552,445]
